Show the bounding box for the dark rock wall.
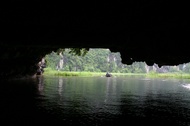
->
[1,1,189,78]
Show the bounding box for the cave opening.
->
[35,48,190,78]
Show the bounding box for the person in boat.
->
[105,72,112,77]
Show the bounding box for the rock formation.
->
[1,1,189,78]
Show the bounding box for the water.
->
[1,75,190,126]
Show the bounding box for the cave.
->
[1,1,189,79]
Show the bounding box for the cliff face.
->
[1,1,189,78]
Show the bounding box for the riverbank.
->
[146,72,190,79]
[43,68,190,79]
[43,68,144,77]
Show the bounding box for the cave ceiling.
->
[1,1,190,77]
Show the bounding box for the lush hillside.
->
[44,48,190,74]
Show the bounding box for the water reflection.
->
[58,77,63,96]
[182,83,190,90]
[2,75,190,125]
[36,75,44,93]
[104,77,111,103]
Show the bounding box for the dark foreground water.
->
[1,75,190,126]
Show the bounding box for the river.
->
[1,75,190,126]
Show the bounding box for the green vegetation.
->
[43,48,190,79]
[44,68,190,79]
[146,72,190,79]
[45,48,147,73]
[43,67,145,77]
[44,67,105,77]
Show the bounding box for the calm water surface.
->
[1,75,190,126]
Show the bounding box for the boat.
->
[105,72,112,77]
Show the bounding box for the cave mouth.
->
[36,48,189,77]
[0,46,190,80]
[1,0,190,79]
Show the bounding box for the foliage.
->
[43,68,145,77]
[44,48,140,73]
[44,48,190,74]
